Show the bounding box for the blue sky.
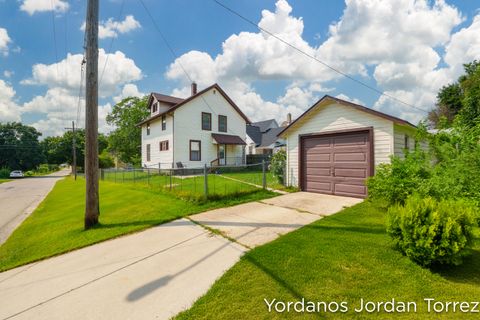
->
[1,0,480,137]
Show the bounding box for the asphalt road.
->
[0,169,70,244]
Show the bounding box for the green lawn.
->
[0,179,12,184]
[220,170,298,192]
[102,170,268,196]
[0,177,276,272]
[176,201,480,319]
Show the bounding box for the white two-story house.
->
[138,83,251,169]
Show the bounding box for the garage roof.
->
[277,95,416,137]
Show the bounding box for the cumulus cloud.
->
[0,79,21,122]
[113,83,144,103]
[3,70,13,78]
[0,28,11,56]
[21,49,142,136]
[81,15,141,39]
[20,0,69,15]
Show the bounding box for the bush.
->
[269,150,286,184]
[387,196,477,266]
[367,149,431,206]
[99,151,115,169]
[0,167,10,179]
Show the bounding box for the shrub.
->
[387,196,477,266]
[269,150,286,184]
[99,151,115,169]
[367,149,431,206]
[0,167,10,179]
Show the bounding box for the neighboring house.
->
[278,95,418,198]
[246,118,288,155]
[138,83,251,169]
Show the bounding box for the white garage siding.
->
[393,124,417,158]
[284,102,395,187]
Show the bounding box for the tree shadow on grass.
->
[431,249,480,286]
[304,224,386,235]
[89,218,189,230]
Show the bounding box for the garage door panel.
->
[301,130,371,198]
[305,181,332,193]
[334,184,367,197]
[305,152,330,161]
[334,168,367,178]
[334,152,366,162]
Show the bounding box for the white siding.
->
[173,88,247,168]
[393,124,416,158]
[141,114,174,168]
[283,102,395,187]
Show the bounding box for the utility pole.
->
[64,121,77,180]
[84,0,99,229]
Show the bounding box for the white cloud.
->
[20,0,69,15]
[81,15,141,39]
[335,93,364,106]
[3,70,13,78]
[113,83,144,103]
[21,49,142,136]
[0,27,11,56]
[0,79,21,122]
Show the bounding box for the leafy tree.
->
[428,61,480,128]
[106,96,149,166]
[0,122,45,170]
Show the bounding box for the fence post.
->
[203,164,208,198]
[100,169,104,181]
[147,168,150,186]
[133,169,136,184]
[169,169,172,191]
[262,160,266,189]
[115,168,117,183]
[122,169,124,183]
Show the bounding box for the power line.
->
[99,0,126,85]
[211,0,429,114]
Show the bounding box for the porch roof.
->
[211,133,246,145]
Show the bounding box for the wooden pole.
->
[84,0,99,229]
[72,121,77,180]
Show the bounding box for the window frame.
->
[146,123,150,135]
[218,115,227,132]
[146,144,151,161]
[159,140,169,151]
[152,103,158,113]
[189,140,201,161]
[404,134,409,150]
[201,112,212,131]
[161,114,166,131]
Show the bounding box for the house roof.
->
[277,95,416,137]
[150,93,184,105]
[251,119,279,132]
[212,133,246,145]
[246,124,262,145]
[138,83,251,126]
[258,127,285,148]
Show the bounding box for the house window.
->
[161,115,166,131]
[146,144,151,161]
[189,140,201,161]
[159,140,169,151]
[404,134,409,150]
[201,112,211,131]
[152,103,158,113]
[146,123,150,135]
[218,115,227,132]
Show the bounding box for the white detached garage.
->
[278,95,417,198]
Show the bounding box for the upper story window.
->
[152,102,158,114]
[146,123,150,135]
[162,115,166,130]
[218,115,227,132]
[202,112,212,131]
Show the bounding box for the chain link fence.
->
[100,161,286,199]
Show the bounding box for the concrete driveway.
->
[0,169,70,244]
[0,192,361,320]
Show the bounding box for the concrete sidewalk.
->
[0,192,361,320]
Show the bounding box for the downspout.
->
[172,113,175,168]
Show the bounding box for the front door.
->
[218,144,226,165]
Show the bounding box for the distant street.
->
[0,169,70,244]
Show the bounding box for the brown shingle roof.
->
[151,93,184,105]
[212,133,246,145]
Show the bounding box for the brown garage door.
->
[300,129,373,198]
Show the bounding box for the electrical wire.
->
[211,0,429,114]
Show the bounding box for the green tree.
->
[106,96,149,166]
[0,122,45,170]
